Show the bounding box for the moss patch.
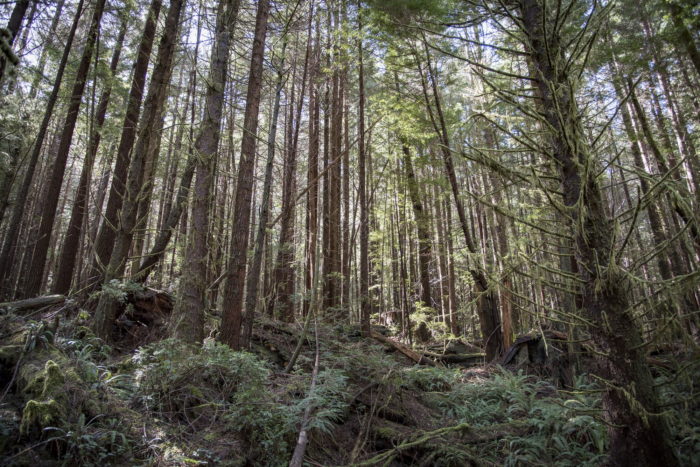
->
[20,399,62,437]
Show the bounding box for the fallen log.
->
[370,331,438,367]
[420,350,484,366]
[0,295,66,313]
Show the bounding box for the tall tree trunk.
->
[28,0,65,99]
[417,39,502,359]
[518,1,678,464]
[400,143,432,343]
[627,78,700,248]
[53,13,128,294]
[665,0,700,77]
[271,15,312,322]
[358,6,369,337]
[241,37,287,348]
[305,27,320,318]
[0,0,30,84]
[0,0,85,297]
[93,0,184,340]
[219,0,270,350]
[89,0,162,285]
[171,0,239,343]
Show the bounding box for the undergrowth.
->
[409,367,607,466]
[2,316,697,466]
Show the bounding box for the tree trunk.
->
[0,0,30,84]
[665,0,700,77]
[417,40,502,359]
[518,1,678,464]
[0,0,85,298]
[171,0,239,343]
[358,6,369,337]
[219,0,270,350]
[53,13,128,294]
[400,143,432,343]
[89,0,162,285]
[93,0,184,341]
[271,16,312,322]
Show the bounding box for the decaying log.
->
[420,350,484,366]
[427,340,482,355]
[0,295,66,313]
[113,288,174,348]
[500,330,568,366]
[370,331,438,367]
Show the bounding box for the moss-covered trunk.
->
[518,0,678,464]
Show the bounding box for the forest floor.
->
[0,295,698,466]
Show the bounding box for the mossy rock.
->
[0,344,23,368]
[23,359,66,400]
[19,399,62,437]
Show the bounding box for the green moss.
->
[0,344,22,367]
[20,399,62,436]
[23,359,66,400]
[42,360,65,397]
[374,425,401,440]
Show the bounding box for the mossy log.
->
[0,295,66,313]
[420,350,485,366]
[361,420,529,466]
[370,331,439,367]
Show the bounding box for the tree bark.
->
[358,6,370,337]
[89,0,162,285]
[0,0,30,84]
[518,1,678,464]
[417,40,502,359]
[53,13,128,294]
[172,0,239,343]
[219,0,271,350]
[270,15,312,322]
[0,0,85,298]
[93,0,184,340]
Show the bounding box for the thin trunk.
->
[93,0,184,340]
[271,15,312,322]
[417,39,502,359]
[0,0,30,84]
[665,0,700,77]
[304,26,320,318]
[358,6,369,337]
[242,38,287,348]
[28,0,65,99]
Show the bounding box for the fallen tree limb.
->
[370,331,439,367]
[0,295,66,313]
[289,317,320,467]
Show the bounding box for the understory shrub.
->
[426,368,607,466]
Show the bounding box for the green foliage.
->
[401,365,459,392]
[427,368,606,466]
[655,360,700,464]
[366,0,450,37]
[95,279,146,304]
[298,369,350,434]
[44,414,133,466]
[133,338,270,413]
[133,338,293,464]
[132,338,353,466]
